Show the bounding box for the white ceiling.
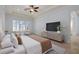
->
[5,5,60,17]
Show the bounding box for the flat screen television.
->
[46,22,60,31]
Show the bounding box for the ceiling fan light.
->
[30,9,34,12]
[24,5,39,13]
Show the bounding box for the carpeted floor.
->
[47,44,65,54]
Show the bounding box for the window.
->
[13,20,26,31]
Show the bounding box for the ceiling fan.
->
[24,5,39,13]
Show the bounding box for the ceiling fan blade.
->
[34,10,38,12]
[34,7,39,9]
[30,5,34,8]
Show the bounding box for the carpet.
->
[47,44,65,54]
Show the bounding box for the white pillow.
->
[11,33,18,48]
[1,35,13,49]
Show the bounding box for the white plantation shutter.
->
[13,20,27,31]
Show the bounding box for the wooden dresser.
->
[41,31,64,42]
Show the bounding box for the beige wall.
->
[34,6,79,43]
[5,13,34,32]
[0,6,5,31]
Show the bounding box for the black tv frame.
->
[46,22,60,31]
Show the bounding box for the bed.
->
[21,34,52,54]
[0,33,52,54]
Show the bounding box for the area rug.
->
[47,44,65,54]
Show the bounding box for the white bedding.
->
[21,35,42,54]
[12,45,25,54]
[0,47,14,54]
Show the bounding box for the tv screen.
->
[46,22,60,31]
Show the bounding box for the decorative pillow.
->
[15,33,22,45]
[11,33,18,48]
[1,35,13,49]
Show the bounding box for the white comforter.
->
[21,35,42,54]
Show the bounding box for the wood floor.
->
[51,40,71,54]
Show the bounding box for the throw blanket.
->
[29,35,52,53]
